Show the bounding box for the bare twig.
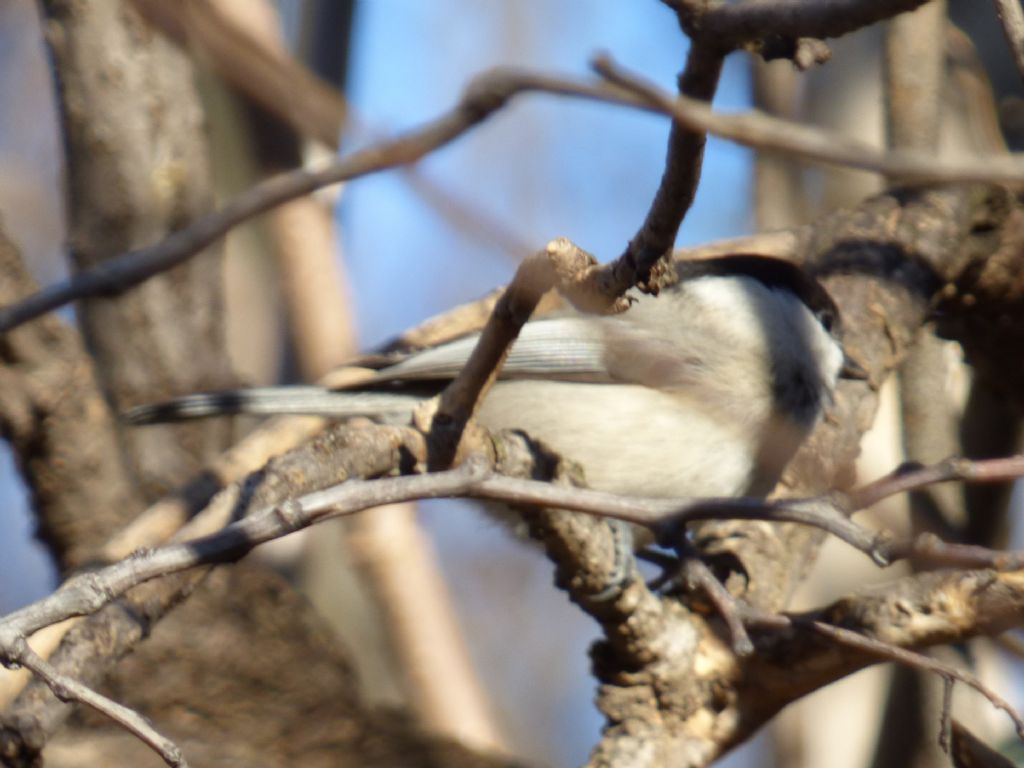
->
[400,166,534,258]
[677,552,755,656]
[11,443,1013,647]
[3,62,1023,334]
[809,621,1024,741]
[850,455,1024,510]
[468,473,876,550]
[591,56,1024,184]
[615,41,724,293]
[0,460,483,643]
[992,0,1024,82]
[940,676,954,754]
[0,68,585,333]
[430,238,619,444]
[6,639,188,768]
[472,455,1024,571]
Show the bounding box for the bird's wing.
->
[371,310,708,390]
[368,317,615,384]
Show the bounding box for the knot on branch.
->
[758,36,831,70]
[541,237,634,314]
[459,68,520,122]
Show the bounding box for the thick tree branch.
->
[0,219,143,567]
[42,0,237,502]
[676,0,932,48]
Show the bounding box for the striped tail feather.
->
[122,386,423,425]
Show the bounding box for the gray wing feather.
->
[374,318,612,383]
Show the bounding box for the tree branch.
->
[992,0,1024,82]
[614,40,724,294]
[592,56,1024,184]
[3,62,1023,335]
[807,620,1024,741]
[4,639,188,768]
[678,0,932,48]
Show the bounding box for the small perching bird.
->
[126,255,858,505]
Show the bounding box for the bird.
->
[125,255,857,508]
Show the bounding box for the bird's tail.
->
[123,386,422,425]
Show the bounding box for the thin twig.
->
[6,452,1020,651]
[992,0,1024,82]
[471,456,1024,570]
[615,40,724,292]
[0,69,591,333]
[940,676,954,754]
[471,474,884,557]
[850,455,1024,510]
[400,166,534,259]
[0,461,488,642]
[135,0,530,264]
[591,56,1024,184]
[678,553,755,656]
[431,244,575,430]
[809,620,1024,741]
[7,639,188,768]
[421,230,665,499]
[2,61,1023,333]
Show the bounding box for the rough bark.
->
[42,0,236,503]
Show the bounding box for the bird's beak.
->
[839,350,869,380]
